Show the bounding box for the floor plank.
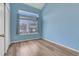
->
[6,39,79,56]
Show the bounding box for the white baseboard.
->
[11,38,41,43]
[43,38,79,53]
[8,37,79,53]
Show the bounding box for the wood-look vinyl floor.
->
[6,39,79,56]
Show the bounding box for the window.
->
[17,10,39,35]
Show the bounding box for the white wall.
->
[0,3,4,34]
[0,3,4,56]
[5,3,10,53]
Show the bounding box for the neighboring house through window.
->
[17,10,39,35]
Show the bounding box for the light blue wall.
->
[42,3,79,51]
[10,3,42,42]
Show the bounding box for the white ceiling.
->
[25,3,45,10]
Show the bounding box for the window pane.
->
[17,10,39,35]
